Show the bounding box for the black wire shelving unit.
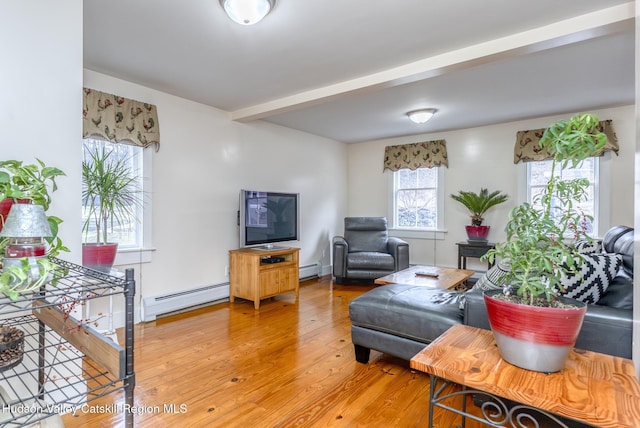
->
[0,258,135,427]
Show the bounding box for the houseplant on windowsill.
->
[450,188,508,242]
[482,113,607,373]
[82,142,142,273]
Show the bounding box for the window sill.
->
[114,247,155,266]
[389,228,447,240]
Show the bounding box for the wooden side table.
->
[456,241,495,270]
[411,324,640,428]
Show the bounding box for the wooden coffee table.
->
[374,265,474,290]
[411,324,640,428]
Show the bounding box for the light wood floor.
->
[61,276,479,427]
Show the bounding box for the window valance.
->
[383,140,448,172]
[513,120,617,164]
[83,88,160,151]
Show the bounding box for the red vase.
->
[82,243,118,273]
[483,289,586,372]
[465,225,490,242]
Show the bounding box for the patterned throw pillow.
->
[472,259,511,292]
[460,259,511,310]
[573,239,602,254]
[560,254,622,304]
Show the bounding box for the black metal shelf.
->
[0,258,135,427]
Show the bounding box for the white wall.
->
[0,0,83,401]
[84,71,348,311]
[347,105,635,270]
[0,1,83,262]
[633,0,639,375]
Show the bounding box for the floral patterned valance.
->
[83,88,160,151]
[513,120,617,164]
[383,140,448,172]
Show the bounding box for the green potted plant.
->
[482,112,607,373]
[450,188,508,242]
[82,144,142,273]
[0,159,66,301]
[0,159,66,256]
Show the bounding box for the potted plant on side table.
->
[483,113,608,373]
[450,188,508,242]
[82,143,142,273]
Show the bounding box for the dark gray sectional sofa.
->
[349,225,634,363]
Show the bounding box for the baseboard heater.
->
[299,263,320,280]
[142,282,230,322]
[142,264,320,321]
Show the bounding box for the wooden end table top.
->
[410,324,640,428]
[374,265,474,290]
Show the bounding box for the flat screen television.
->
[238,190,300,248]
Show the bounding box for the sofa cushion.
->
[560,253,622,304]
[596,274,633,309]
[602,225,634,276]
[346,252,395,270]
[349,284,464,345]
[344,217,389,253]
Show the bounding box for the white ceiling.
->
[84,0,636,143]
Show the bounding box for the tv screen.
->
[239,190,299,247]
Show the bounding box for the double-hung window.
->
[526,157,599,236]
[391,167,445,232]
[516,119,618,239]
[82,137,153,263]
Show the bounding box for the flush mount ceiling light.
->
[220,0,275,25]
[407,108,437,124]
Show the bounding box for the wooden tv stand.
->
[229,247,300,309]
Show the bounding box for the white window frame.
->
[82,138,155,265]
[518,152,612,238]
[387,166,446,240]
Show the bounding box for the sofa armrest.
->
[387,237,409,271]
[462,289,491,330]
[332,236,348,278]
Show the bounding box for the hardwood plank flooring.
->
[61,276,483,427]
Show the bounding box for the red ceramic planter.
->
[82,243,118,273]
[484,289,586,372]
[465,225,490,242]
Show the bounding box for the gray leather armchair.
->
[332,217,409,284]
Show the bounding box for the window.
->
[246,193,267,227]
[526,157,598,236]
[82,138,153,263]
[391,167,444,231]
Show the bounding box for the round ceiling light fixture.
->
[220,0,276,25]
[406,108,437,124]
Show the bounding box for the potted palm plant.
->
[450,188,508,242]
[483,113,607,373]
[82,143,142,273]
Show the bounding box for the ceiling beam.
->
[230,2,635,122]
